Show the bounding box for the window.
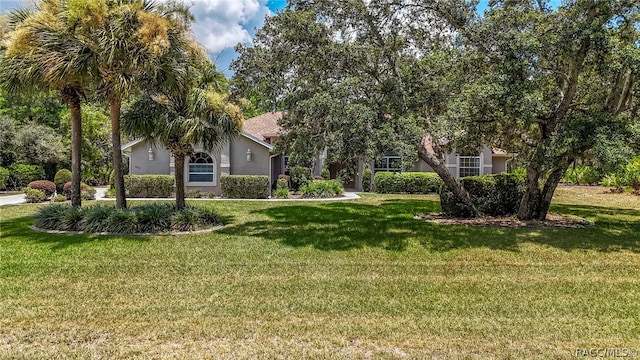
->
[459,156,480,177]
[188,152,214,183]
[375,156,402,172]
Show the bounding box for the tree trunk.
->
[416,135,479,217]
[517,164,542,220]
[69,98,82,208]
[110,97,127,209]
[174,153,186,211]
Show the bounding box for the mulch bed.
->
[415,213,593,228]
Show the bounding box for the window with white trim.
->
[375,156,402,172]
[458,156,480,177]
[188,152,214,183]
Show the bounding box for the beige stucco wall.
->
[230,136,270,176]
[492,156,508,174]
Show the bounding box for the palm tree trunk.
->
[69,98,82,208]
[174,153,186,210]
[110,97,127,209]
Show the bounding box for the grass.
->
[0,186,639,358]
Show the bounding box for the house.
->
[122,111,514,193]
[121,112,286,195]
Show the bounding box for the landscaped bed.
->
[0,186,638,358]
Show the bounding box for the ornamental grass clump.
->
[33,204,221,234]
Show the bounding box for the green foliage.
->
[321,168,330,180]
[52,194,67,202]
[562,165,602,185]
[27,180,56,198]
[54,169,72,193]
[184,188,202,198]
[0,166,9,190]
[273,187,290,199]
[440,173,526,218]
[33,203,220,234]
[8,164,45,189]
[300,180,344,198]
[63,181,96,200]
[220,175,270,199]
[124,175,174,198]
[276,178,289,190]
[624,156,640,190]
[23,187,46,203]
[361,168,372,192]
[289,166,312,192]
[15,123,67,166]
[374,172,443,194]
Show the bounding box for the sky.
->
[0,0,288,75]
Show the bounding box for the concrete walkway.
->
[1,187,358,206]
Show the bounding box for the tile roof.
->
[243,111,285,141]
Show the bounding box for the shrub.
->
[28,180,56,198]
[8,164,45,189]
[81,205,116,233]
[133,203,174,233]
[624,156,640,190]
[171,207,198,231]
[601,173,624,188]
[0,166,10,191]
[273,187,290,199]
[439,173,526,218]
[562,165,601,185]
[300,180,344,198]
[276,178,289,190]
[23,187,47,203]
[104,188,117,198]
[34,204,71,229]
[63,182,96,200]
[361,168,372,192]
[289,166,312,192]
[52,194,67,202]
[321,168,330,180]
[33,203,220,233]
[54,169,72,193]
[184,188,202,198]
[106,209,138,234]
[374,172,443,194]
[124,175,174,198]
[220,175,270,199]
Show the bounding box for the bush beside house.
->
[439,173,526,218]
[123,175,174,198]
[300,180,344,198]
[375,172,443,194]
[221,175,270,199]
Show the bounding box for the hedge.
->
[28,180,56,198]
[220,175,270,199]
[8,164,45,189]
[439,173,526,218]
[124,175,174,198]
[361,168,372,192]
[300,180,344,198]
[0,167,9,190]
[54,169,72,193]
[374,172,443,194]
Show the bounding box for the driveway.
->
[0,187,108,206]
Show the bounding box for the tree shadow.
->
[1,215,150,251]
[220,199,640,253]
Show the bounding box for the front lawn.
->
[1,187,639,358]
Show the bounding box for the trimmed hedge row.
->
[300,180,344,198]
[220,175,270,199]
[124,175,174,198]
[374,172,443,194]
[439,173,526,218]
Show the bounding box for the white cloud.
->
[185,0,272,53]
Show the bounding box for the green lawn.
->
[1,187,639,358]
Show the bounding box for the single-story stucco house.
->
[122,111,514,194]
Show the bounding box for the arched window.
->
[188,152,214,183]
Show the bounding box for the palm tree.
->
[123,58,243,210]
[0,3,94,208]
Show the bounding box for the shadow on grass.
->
[220,199,640,253]
[1,214,150,251]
